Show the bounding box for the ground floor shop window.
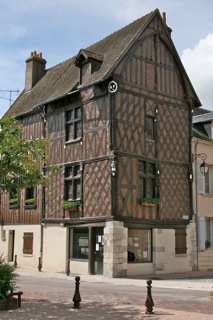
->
[72,228,89,259]
[128,229,152,262]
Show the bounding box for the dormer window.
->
[75,49,103,85]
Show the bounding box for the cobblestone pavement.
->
[0,268,213,319]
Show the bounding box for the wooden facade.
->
[1,9,201,275]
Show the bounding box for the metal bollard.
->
[66,259,70,276]
[145,279,154,314]
[14,255,17,268]
[73,276,81,308]
[38,257,42,272]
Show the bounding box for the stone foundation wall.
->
[103,221,128,277]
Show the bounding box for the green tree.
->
[0,116,49,192]
[0,254,18,299]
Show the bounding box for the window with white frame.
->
[197,163,212,195]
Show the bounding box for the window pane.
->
[66,167,73,178]
[75,121,81,138]
[147,163,154,175]
[26,187,35,199]
[67,110,74,121]
[67,181,73,200]
[66,108,81,141]
[67,124,74,140]
[75,107,81,119]
[128,229,152,262]
[65,165,81,201]
[147,179,154,198]
[138,161,156,198]
[72,229,89,259]
[75,180,81,199]
[74,166,80,177]
[138,161,145,173]
[145,116,154,140]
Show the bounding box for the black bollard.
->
[145,279,154,314]
[38,257,42,272]
[73,276,81,308]
[66,259,70,276]
[14,255,17,268]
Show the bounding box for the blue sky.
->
[1,0,213,118]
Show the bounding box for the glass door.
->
[94,228,104,274]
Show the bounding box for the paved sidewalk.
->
[1,268,213,319]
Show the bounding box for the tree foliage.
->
[0,117,49,192]
[0,254,18,299]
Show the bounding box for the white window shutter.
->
[197,163,204,193]
[198,217,206,250]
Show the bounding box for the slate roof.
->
[193,107,211,116]
[5,8,201,118]
[193,127,211,141]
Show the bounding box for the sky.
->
[0,0,213,118]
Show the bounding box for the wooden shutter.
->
[197,163,204,193]
[198,217,206,251]
[23,232,33,254]
[175,229,187,254]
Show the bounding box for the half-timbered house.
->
[0,9,201,277]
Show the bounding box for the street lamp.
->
[192,153,208,175]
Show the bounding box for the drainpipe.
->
[39,106,47,270]
[194,139,199,271]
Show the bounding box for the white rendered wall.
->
[0,225,40,269]
[42,223,68,272]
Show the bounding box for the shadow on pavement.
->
[0,299,174,320]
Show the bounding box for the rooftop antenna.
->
[0,89,19,107]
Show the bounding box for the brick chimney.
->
[161,12,172,36]
[25,51,46,91]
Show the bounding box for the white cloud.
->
[181,33,213,109]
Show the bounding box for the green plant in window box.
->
[9,197,18,205]
[62,202,78,211]
[25,198,35,205]
[138,198,159,205]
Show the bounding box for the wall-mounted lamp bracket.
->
[192,153,208,175]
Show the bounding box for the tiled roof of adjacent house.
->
[193,107,211,116]
[5,8,201,118]
[193,127,212,141]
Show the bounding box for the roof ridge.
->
[85,9,158,53]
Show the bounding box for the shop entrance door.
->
[94,228,104,275]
